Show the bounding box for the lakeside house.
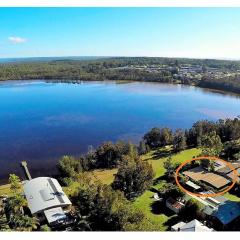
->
[23,177,72,227]
[171,219,214,232]
[183,166,230,190]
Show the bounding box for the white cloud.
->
[8,36,27,44]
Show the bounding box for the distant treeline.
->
[1,57,240,94]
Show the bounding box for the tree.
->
[58,155,83,184]
[158,182,183,199]
[163,156,175,179]
[112,155,154,199]
[173,129,187,152]
[95,142,120,169]
[9,214,39,231]
[179,199,201,221]
[9,174,21,194]
[201,131,223,156]
[40,224,51,231]
[138,140,149,155]
[161,128,173,146]
[186,120,217,147]
[143,127,162,148]
[143,127,173,149]
[75,182,149,231]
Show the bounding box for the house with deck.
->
[23,177,72,227]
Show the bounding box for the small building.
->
[166,197,185,214]
[171,219,214,232]
[23,177,72,226]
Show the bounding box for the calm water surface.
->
[0,80,240,181]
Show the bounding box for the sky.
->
[0,7,240,59]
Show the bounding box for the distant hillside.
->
[0,57,240,94]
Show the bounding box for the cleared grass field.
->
[224,192,240,201]
[90,147,201,230]
[91,168,117,185]
[0,184,11,196]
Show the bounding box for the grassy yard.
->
[91,147,201,185]
[142,147,201,178]
[89,147,201,230]
[224,192,240,202]
[91,168,117,185]
[133,147,201,230]
[0,184,11,196]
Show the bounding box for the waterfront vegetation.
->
[1,117,240,231]
[1,57,240,94]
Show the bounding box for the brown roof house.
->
[183,166,230,190]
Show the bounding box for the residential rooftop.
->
[171,219,214,232]
[23,177,72,215]
[183,166,230,189]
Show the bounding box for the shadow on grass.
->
[151,148,173,160]
[153,175,169,186]
[150,201,175,217]
[163,215,182,230]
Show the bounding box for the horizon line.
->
[1,55,240,62]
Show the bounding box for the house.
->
[216,161,240,182]
[23,177,72,226]
[183,166,230,190]
[171,219,214,232]
[166,197,185,214]
[204,200,240,226]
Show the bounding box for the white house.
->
[23,177,72,226]
[171,219,214,232]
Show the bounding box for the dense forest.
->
[0,57,240,94]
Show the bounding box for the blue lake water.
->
[0,80,240,181]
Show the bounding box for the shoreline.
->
[1,78,240,97]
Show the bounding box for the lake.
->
[0,80,240,181]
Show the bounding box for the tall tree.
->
[112,155,154,199]
[201,131,223,156]
[163,157,175,179]
[75,182,150,231]
[9,174,22,194]
[173,129,187,152]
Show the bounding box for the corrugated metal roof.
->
[23,177,72,214]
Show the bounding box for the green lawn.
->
[133,147,201,230]
[0,184,11,196]
[91,147,201,185]
[224,192,240,202]
[133,190,170,230]
[143,147,201,178]
[63,147,201,230]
